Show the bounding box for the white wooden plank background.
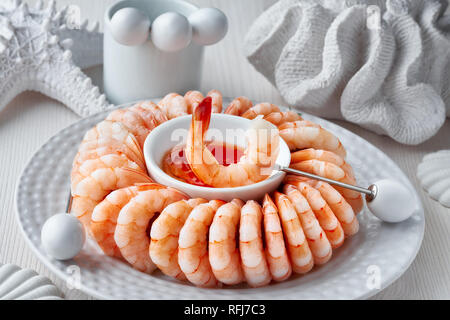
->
[0,0,449,299]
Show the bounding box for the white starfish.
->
[0,0,110,117]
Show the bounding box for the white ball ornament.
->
[367,179,416,223]
[41,213,85,260]
[151,12,192,52]
[110,7,151,46]
[189,8,228,45]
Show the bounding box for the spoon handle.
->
[280,166,376,200]
[66,194,73,213]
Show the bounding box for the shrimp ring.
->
[241,103,280,120]
[262,194,292,281]
[279,120,346,158]
[209,199,245,285]
[184,90,204,114]
[274,192,314,274]
[224,96,253,116]
[291,182,345,248]
[178,200,226,287]
[91,184,159,258]
[207,89,223,113]
[158,93,189,119]
[283,184,332,265]
[150,198,207,280]
[114,184,188,273]
[239,200,271,287]
[263,110,302,127]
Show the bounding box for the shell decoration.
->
[417,150,450,208]
[244,0,450,145]
[0,263,63,300]
[0,0,109,117]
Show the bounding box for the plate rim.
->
[14,99,425,300]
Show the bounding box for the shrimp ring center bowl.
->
[144,114,291,201]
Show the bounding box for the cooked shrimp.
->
[91,184,159,258]
[263,111,302,127]
[241,103,280,120]
[71,167,152,232]
[296,178,359,236]
[207,89,223,113]
[158,93,188,119]
[282,185,332,265]
[332,180,364,215]
[114,185,188,273]
[82,120,145,165]
[290,160,346,181]
[209,199,245,285]
[130,101,168,128]
[106,108,151,147]
[184,90,204,114]
[239,200,271,287]
[273,192,314,274]
[75,137,146,171]
[262,195,292,281]
[279,120,346,159]
[178,200,226,287]
[71,153,144,191]
[224,96,253,116]
[290,181,344,248]
[291,148,355,179]
[185,97,280,187]
[287,157,363,214]
[149,198,207,280]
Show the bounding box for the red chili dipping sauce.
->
[162,141,244,187]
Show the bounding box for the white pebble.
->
[189,8,228,45]
[151,12,192,52]
[41,213,85,260]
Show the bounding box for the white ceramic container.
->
[104,0,203,104]
[143,114,291,201]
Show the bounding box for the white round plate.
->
[15,100,424,300]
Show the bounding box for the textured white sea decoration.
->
[0,263,63,300]
[0,0,109,117]
[244,0,450,145]
[417,150,450,208]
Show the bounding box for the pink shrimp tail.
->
[192,96,212,137]
[188,97,213,179]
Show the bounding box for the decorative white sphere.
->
[189,8,228,45]
[151,12,192,52]
[367,179,416,223]
[110,7,151,46]
[41,213,85,260]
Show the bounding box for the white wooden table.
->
[1,0,449,299]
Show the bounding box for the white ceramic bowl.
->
[143,114,291,201]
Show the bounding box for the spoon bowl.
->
[143,114,291,201]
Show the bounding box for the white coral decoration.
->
[244,0,450,145]
[0,0,109,117]
[0,263,63,300]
